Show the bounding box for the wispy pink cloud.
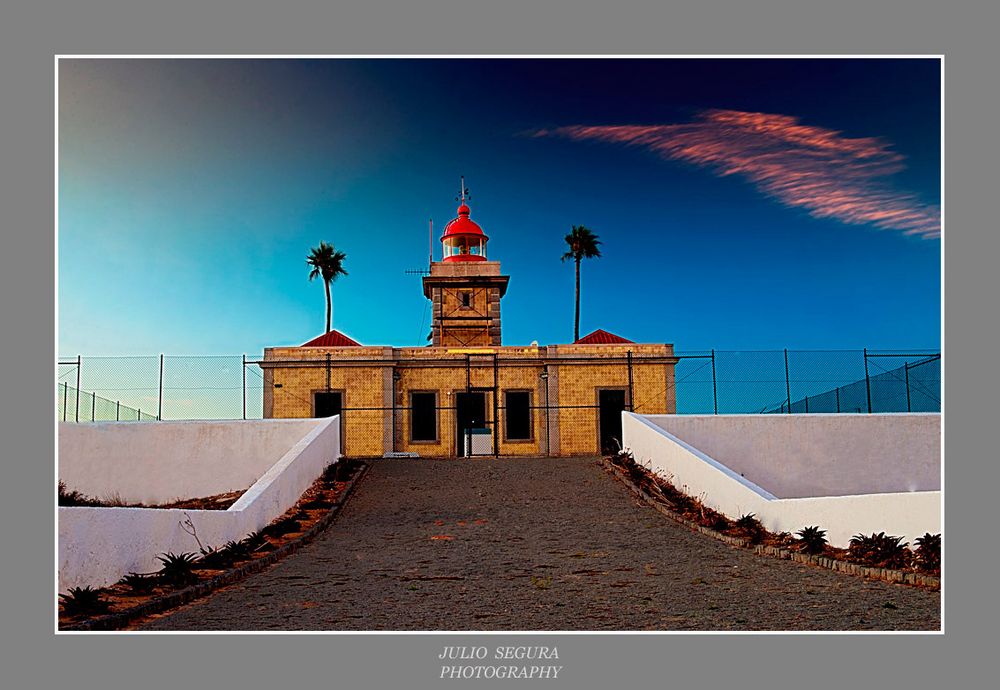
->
[535,110,940,238]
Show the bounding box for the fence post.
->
[863,348,872,414]
[92,392,96,421]
[75,355,81,422]
[158,354,164,421]
[116,400,120,421]
[904,361,912,412]
[711,349,718,415]
[391,369,398,454]
[242,354,247,420]
[627,350,634,412]
[62,382,68,422]
[835,386,840,413]
[493,353,499,457]
[804,395,809,414]
[784,349,791,414]
[542,366,550,456]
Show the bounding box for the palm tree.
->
[561,225,602,342]
[306,242,348,333]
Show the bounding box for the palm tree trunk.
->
[574,258,581,342]
[324,280,332,332]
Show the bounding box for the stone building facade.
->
[263,190,677,458]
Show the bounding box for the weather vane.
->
[455,175,471,204]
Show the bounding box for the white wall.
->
[623,413,940,548]
[58,416,340,590]
[59,418,322,505]
[644,414,940,498]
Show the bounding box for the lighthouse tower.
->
[422,180,509,347]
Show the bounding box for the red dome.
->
[441,203,488,239]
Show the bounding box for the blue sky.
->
[58,58,941,357]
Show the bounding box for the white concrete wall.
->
[58,416,340,591]
[643,413,940,498]
[59,418,322,505]
[623,413,940,548]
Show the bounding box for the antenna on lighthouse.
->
[456,175,471,203]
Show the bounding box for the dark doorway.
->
[598,389,627,455]
[314,391,342,418]
[455,391,487,457]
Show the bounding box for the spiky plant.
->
[241,531,268,553]
[59,586,111,617]
[156,552,200,587]
[848,532,911,569]
[196,546,233,570]
[58,480,101,507]
[914,533,941,573]
[773,531,797,547]
[735,513,765,544]
[796,526,828,555]
[262,516,302,538]
[220,539,252,562]
[118,572,157,595]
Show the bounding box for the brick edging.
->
[601,458,940,590]
[60,462,370,632]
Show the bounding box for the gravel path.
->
[137,457,940,631]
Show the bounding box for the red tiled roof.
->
[300,330,362,347]
[574,329,635,345]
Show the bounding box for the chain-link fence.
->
[57,349,941,426]
[57,355,261,422]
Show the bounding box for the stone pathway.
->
[136,457,940,631]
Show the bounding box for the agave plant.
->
[914,533,941,572]
[795,526,828,555]
[735,513,765,544]
[848,532,912,569]
[241,531,268,553]
[156,552,200,587]
[220,539,252,562]
[196,546,233,570]
[772,531,798,547]
[262,516,302,538]
[59,586,111,617]
[118,572,157,595]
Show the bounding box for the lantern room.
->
[441,201,488,262]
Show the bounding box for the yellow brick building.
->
[263,192,677,457]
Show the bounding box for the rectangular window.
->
[314,391,342,419]
[461,292,471,308]
[410,392,437,442]
[504,391,532,441]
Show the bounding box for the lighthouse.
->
[422,179,510,347]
